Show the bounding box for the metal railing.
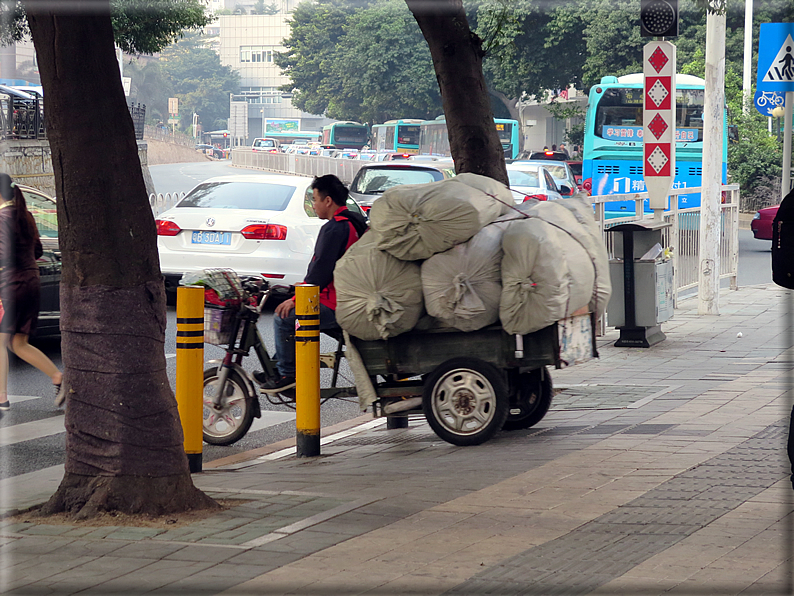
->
[129,103,145,140]
[593,185,740,307]
[150,191,185,216]
[232,148,365,185]
[0,93,45,140]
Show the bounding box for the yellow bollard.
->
[176,285,205,473]
[295,283,321,457]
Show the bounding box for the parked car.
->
[194,144,223,159]
[349,162,457,212]
[566,160,583,187]
[155,175,365,294]
[21,184,61,338]
[251,138,280,153]
[506,164,564,203]
[751,205,778,240]
[512,160,577,196]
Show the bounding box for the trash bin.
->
[606,220,673,348]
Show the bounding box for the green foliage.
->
[1,0,211,54]
[254,0,279,15]
[159,31,239,132]
[276,0,441,122]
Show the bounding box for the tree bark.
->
[405,0,508,186]
[24,1,217,518]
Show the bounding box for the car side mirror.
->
[559,185,572,196]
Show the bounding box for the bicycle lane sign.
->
[757,23,794,92]
[755,89,785,116]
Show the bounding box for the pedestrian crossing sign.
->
[758,23,794,92]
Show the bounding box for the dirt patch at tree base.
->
[9,498,245,529]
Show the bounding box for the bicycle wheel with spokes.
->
[203,366,256,446]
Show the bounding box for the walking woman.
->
[0,173,64,411]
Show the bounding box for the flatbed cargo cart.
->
[345,312,596,446]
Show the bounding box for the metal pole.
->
[175,286,204,473]
[742,0,753,115]
[698,10,726,316]
[783,91,793,200]
[295,284,321,457]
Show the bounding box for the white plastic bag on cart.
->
[342,330,379,412]
[335,232,424,341]
[500,217,595,335]
[368,174,509,261]
[421,221,504,332]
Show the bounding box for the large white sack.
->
[421,222,504,332]
[523,198,611,318]
[335,232,424,341]
[369,174,510,261]
[450,173,516,214]
[500,218,595,335]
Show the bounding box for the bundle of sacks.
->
[334,173,611,341]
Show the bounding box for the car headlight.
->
[753,212,761,220]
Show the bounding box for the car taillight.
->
[155,219,181,236]
[262,273,285,279]
[241,224,288,240]
[523,194,548,202]
[361,205,371,213]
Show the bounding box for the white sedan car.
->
[156,174,363,293]
[506,164,564,203]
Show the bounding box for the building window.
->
[240,46,278,63]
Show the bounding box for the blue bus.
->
[322,121,369,150]
[582,73,727,214]
[418,116,520,159]
[371,119,423,154]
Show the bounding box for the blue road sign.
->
[754,89,786,116]
[757,23,794,92]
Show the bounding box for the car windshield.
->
[536,164,566,180]
[507,170,539,187]
[178,182,295,211]
[351,167,441,194]
[254,139,275,148]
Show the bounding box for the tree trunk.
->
[24,1,217,519]
[405,0,508,186]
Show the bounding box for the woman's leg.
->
[0,332,11,406]
[10,334,62,386]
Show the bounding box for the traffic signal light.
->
[640,0,678,38]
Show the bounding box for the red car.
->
[566,160,582,187]
[751,205,778,240]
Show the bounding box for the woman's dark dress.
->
[0,205,42,336]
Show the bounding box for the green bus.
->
[322,121,369,150]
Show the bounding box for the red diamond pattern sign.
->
[649,46,669,73]
[648,113,669,139]
[643,41,676,210]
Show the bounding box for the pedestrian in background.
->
[0,174,64,412]
[559,143,570,158]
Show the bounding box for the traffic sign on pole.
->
[757,24,794,91]
[643,40,676,211]
[754,89,786,117]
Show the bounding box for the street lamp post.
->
[260,108,265,138]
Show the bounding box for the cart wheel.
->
[422,357,509,446]
[503,368,553,431]
[203,366,256,446]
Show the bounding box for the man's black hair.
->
[311,174,348,206]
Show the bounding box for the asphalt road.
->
[0,160,776,481]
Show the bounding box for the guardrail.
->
[232,148,365,185]
[593,185,740,307]
[150,192,185,216]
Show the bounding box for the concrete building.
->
[0,38,40,85]
[217,10,332,143]
[517,86,588,155]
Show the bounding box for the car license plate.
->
[191,231,231,245]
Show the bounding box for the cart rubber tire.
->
[203,366,256,446]
[503,368,553,431]
[422,357,509,446]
